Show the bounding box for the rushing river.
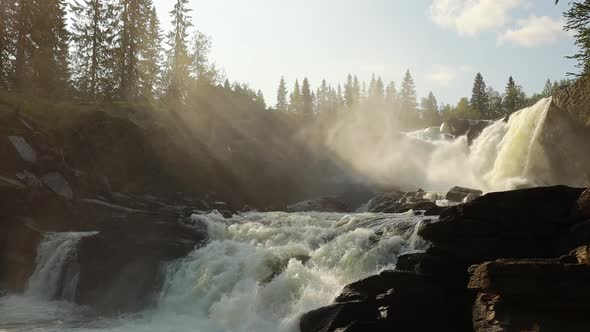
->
[0,211,429,332]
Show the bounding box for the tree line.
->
[274,71,570,129]
[0,0,267,106]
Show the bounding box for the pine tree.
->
[399,70,418,127]
[30,0,70,97]
[344,74,354,108]
[276,76,288,111]
[140,4,163,101]
[564,2,590,75]
[504,76,519,115]
[255,89,265,109]
[289,79,301,112]
[420,91,441,126]
[301,77,313,114]
[70,0,118,100]
[486,87,503,119]
[385,81,398,111]
[353,75,361,105]
[0,0,16,88]
[165,0,192,104]
[374,76,385,105]
[13,0,34,92]
[115,0,152,100]
[470,73,489,118]
[317,79,329,112]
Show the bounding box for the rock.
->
[469,253,590,332]
[367,191,405,213]
[300,301,377,332]
[0,218,42,291]
[395,252,427,272]
[300,270,473,332]
[578,188,590,217]
[8,135,37,163]
[76,213,207,313]
[556,219,590,254]
[287,196,350,213]
[446,186,483,203]
[466,121,492,144]
[420,186,585,263]
[41,172,73,199]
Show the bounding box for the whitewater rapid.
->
[0,211,428,332]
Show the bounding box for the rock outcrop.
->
[446,186,482,203]
[300,186,590,332]
[367,189,445,215]
[469,247,590,332]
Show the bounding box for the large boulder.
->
[446,186,483,203]
[468,248,590,332]
[76,211,207,313]
[419,186,585,263]
[300,270,472,332]
[578,188,590,217]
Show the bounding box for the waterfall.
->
[26,232,97,301]
[396,97,566,192]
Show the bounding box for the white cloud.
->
[497,15,566,47]
[430,0,525,36]
[428,66,457,86]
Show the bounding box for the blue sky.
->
[153,0,577,106]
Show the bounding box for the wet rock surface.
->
[301,186,590,332]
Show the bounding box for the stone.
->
[287,196,350,213]
[8,135,37,163]
[446,186,483,203]
[41,172,73,200]
[577,188,590,217]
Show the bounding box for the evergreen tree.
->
[301,77,313,114]
[13,0,35,92]
[317,79,329,112]
[115,0,153,100]
[399,70,418,127]
[420,91,441,126]
[504,76,519,115]
[29,0,70,97]
[344,74,354,108]
[276,76,288,111]
[0,0,16,88]
[564,2,590,75]
[165,0,192,103]
[289,79,301,112]
[374,76,385,105]
[255,89,265,109]
[140,4,163,101]
[223,78,231,90]
[385,81,398,111]
[470,72,489,118]
[353,75,361,105]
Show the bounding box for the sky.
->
[153,0,577,106]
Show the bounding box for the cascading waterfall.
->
[1,97,579,332]
[399,97,559,192]
[0,211,428,332]
[26,232,97,301]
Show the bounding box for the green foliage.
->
[276,76,288,111]
[399,70,419,128]
[564,1,590,75]
[420,91,441,126]
[301,78,313,114]
[470,73,489,118]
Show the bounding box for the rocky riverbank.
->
[300,185,590,332]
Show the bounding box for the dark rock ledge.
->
[300,186,590,332]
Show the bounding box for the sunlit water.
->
[0,211,429,332]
